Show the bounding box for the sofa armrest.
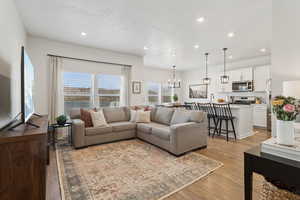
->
[72,119,85,148]
[170,118,208,155]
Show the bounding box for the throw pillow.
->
[90,110,108,127]
[136,110,151,123]
[144,106,152,111]
[80,108,96,127]
[130,110,138,122]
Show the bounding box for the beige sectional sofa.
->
[70,106,208,156]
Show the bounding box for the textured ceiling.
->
[15,0,272,70]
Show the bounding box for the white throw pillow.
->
[135,110,151,123]
[130,110,138,122]
[90,110,108,127]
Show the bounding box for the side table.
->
[49,122,73,149]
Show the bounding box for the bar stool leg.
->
[213,119,219,137]
[230,119,237,140]
[226,120,229,142]
[218,119,222,136]
[208,117,211,136]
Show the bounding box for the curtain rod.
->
[47,54,132,67]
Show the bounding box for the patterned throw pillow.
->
[80,108,96,127]
[90,110,108,127]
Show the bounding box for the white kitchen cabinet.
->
[229,67,253,82]
[254,65,270,92]
[240,68,253,81]
[253,104,267,127]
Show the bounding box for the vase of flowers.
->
[272,96,299,146]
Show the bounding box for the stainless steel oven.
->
[232,81,253,92]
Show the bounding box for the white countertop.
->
[229,104,253,109]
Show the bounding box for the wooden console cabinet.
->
[0,116,48,200]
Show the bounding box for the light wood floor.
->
[46,129,270,200]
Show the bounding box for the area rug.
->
[56,139,222,200]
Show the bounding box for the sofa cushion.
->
[137,123,152,133]
[85,126,112,136]
[170,110,191,125]
[152,126,171,141]
[153,107,174,125]
[70,108,81,119]
[137,122,170,134]
[109,121,136,132]
[189,111,206,123]
[103,107,127,123]
[150,107,157,121]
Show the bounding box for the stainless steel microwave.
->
[232,81,253,92]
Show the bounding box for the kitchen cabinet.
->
[253,104,267,127]
[228,67,253,82]
[253,65,270,92]
[239,68,253,81]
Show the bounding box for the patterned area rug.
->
[56,139,222,200]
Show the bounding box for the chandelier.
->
[220,48,229,84]
[168,65,181,88]
[203,52,211,85]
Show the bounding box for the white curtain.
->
[48,56,64,123]
[121,66,131,106]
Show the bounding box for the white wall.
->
[0,0,26,117]
[27,36,178,114]
[272,0,300,96]
[181,55,271,102]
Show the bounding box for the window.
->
[96,74,121,107]
[63,72,123,114]
[161,84,172,103]
[146,82,174,105]
[63,72,92,114]
[147,82,160,105]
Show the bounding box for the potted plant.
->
[56,115,67,126]
[173,94,179,104]
[272,96,299,145]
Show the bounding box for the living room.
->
[1,0,300,200]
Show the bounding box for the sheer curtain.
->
[48,56,64,123]
[121,66,131,106]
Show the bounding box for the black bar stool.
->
[198,103,217,136]
[212,103,237,141]
[184,102,197,110]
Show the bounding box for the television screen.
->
[0,60,12,130]
[22,47,35,122]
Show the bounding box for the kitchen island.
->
[227,104,254,139]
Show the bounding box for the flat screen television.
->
[21,46,36,123]
[0,60,12,130]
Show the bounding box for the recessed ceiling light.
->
[228,55,233,59]
[227,32,235,38]
[81,32,87,36]
[194,45,200,49]
[144,46,148,50]
[260,48,266,52]
[196,17,205,23]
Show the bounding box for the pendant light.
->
[220,48,229,84]
[168,65,181,88]
[203,52,211,85]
